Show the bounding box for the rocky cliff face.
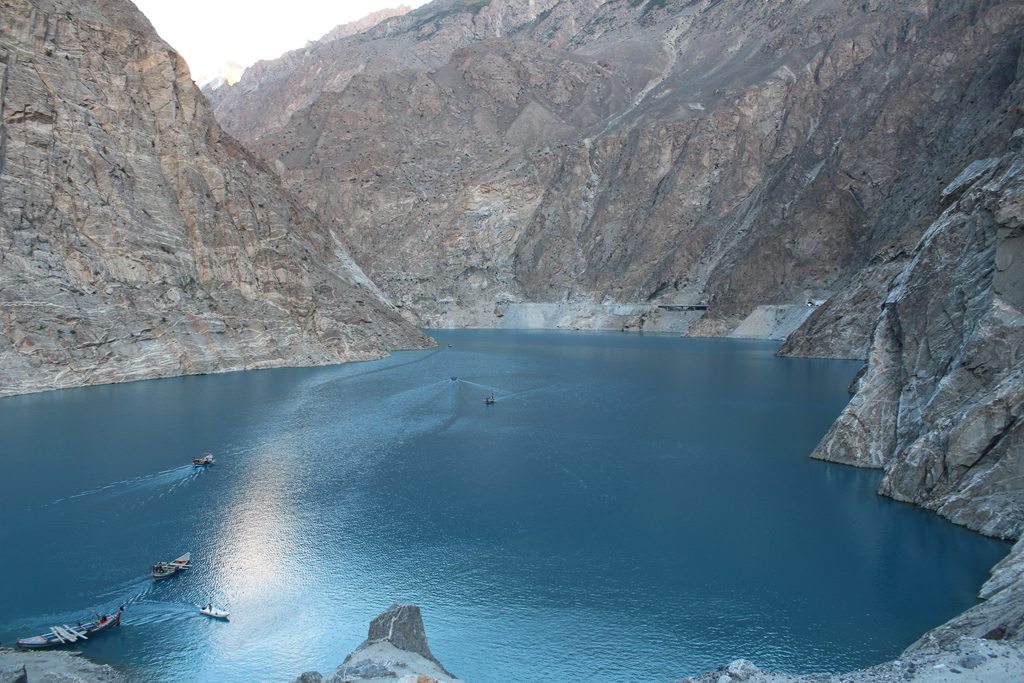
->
[206,0,1024,332]
[783,143,1024,647]
[0,0,433,398]
[807,147,1024,540]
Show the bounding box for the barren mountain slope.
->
[207,0,1024,336]
[0,0,433,398]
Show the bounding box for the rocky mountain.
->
[311,5,413,45]
[0,0,433,398]
[206,0,1024,336]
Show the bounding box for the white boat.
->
[192,453,215,467]
[199,604,229,620]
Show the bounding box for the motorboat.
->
[152,552,190,581]
[192,453,215,467]
[485,394,495,404]
[17,607,123,649]
[199,603,230,619]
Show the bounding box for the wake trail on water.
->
[117,598,204,626]
[18,465,203,515]
[456,380,560,401]
[314,348,445,388]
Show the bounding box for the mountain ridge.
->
[206,0,1024,339]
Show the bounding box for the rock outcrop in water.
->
[775,144,1024,656]
[290,604,462,683]
[0,0,434,398]
[804,148,1024,541]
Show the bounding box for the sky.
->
[130,0,428,79]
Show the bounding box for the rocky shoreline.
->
[0,649,128,683]
[3,598,1024,683]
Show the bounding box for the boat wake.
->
[113,598,198,626]
[455,380,561,402]
[23,465,201,515]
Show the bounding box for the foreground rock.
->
[0,650,128,683]
[291,604,462,683]
[678,639,1024,683]
[0,0,433,398]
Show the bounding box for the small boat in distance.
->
[485,393,495,404]
[451,376,457,381]
[192,453,214,467]
[17,607,123,649]
[152,552,190,581]
[199,603,230,620]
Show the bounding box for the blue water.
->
[0,331,1010,682]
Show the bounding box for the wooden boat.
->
[192,453,214,467]
[17,607,122,649]
[198,603,230,620]
[152,552,190,580]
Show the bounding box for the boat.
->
[451,376,457,381]
[485,394,495,404]
[17,607,123,649]
[192,453,214,467]
[152,552,190,581]
[198,603,230,620]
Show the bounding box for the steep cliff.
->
[808,147,1024,540]
[206,0,1024,332]
[0,0,433,398]
[784,144,1024,647]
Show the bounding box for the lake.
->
[0,330,1010,682]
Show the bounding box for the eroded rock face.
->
[361,603,445,671]
[808,149,1024,541]
[0,0,433,397]
[207,0,1024,331]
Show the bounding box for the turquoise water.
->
[0,331,1010,682]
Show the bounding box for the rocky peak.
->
[311,5,413,46]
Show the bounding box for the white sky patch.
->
[130,0,427,80]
